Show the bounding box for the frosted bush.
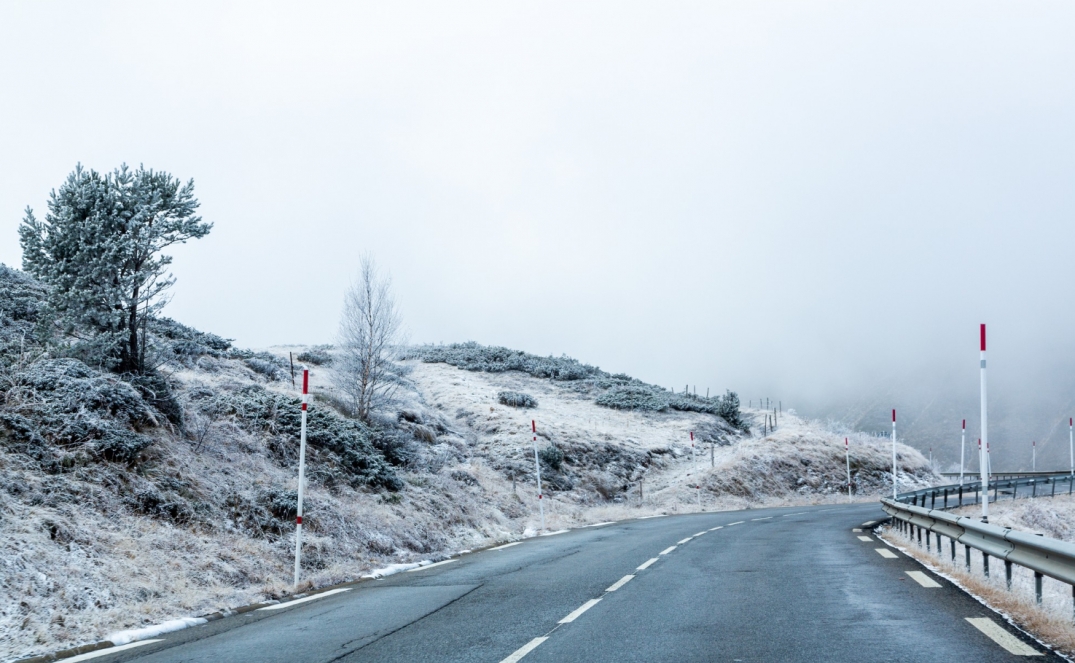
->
[404,342,600,381]
[497,391,537,408]
[297,346,334,366]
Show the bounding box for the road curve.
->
[90,503,1059,663]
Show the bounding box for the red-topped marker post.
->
[845,437,851,502]
[960,419,966,486]
[980,324,989,522]
[293,369,310,587]
[532,420,545,531]
[891,409,897,499]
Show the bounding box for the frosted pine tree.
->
[20,164,211,373]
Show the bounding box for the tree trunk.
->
[125,285,140,373]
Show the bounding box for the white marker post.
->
[1032,440,1036,472]
[960,419,966,486]
[532,420,545,531]
[980,324,989,523]
[845,437,852,502]
[891,409,897,499]
[293,369,309,588]
[1070,418,1073,477]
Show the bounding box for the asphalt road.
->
[92,503,1061,662]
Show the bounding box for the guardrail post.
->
[944,489,948,508]
[958,485,963,506]
[983,552,990,578]
[950,537,956,561]
[917,525,922,547]
[1032,480,1037,499]
[1005,560,1012,590]
[975,485,979,504]
[965,544,971,571]
[1052,479,1056,498]
[926,530,931,552]
[1035,572,1043,604]
[931,491,936,509]
[994,482,999,501]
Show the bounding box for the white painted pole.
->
[1033,440,1036,472]
[980,323,989,522]
[532,420,545,531]
[293,369,309,588]
[891,409,897,499]
[1070,418,1073,477]
[960,419,966,486]
[845,437,852,502]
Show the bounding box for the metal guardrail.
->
[939,470,1071,480]
[894,472,1075,510]
[881,496,1075,612]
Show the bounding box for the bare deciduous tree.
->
[335,257,404,422]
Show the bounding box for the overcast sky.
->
[3,2,1075,465]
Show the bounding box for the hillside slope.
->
[0,269,936,660]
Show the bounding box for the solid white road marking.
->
[559,598,601,623]
[490,542,522,551]
[965,618,1041,656]
[499,637,549,663]
[659,546,677,555]
[875,548,898,559]
[857,536,873,542]
[605,575,635,592]
[637,515,667,519]
[586,522,615,528]
[540,529,570,537]
[258,588,351,611]
[65,641,163,662]
[906,571,941,588]
[751,517,772,521]
[637,558,659,570]
[406,559,456,572]
[677,537,693,544]
[727,521,744,526]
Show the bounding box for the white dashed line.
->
[693,531,707,537]
[63,640,163,662]
[751,517,772,521]
[559,598,601,623]
[490,542,521,551]
[906,571,941,588]
[857,536,873,542]
[875,548,898,559]
[709,526,723,531]
[258,588,352,611]
[659,546,677,555]
[605,575,635,592]
[852,528,862,532]
[862,521,877,527]
[677,537,693,544]
[406,559,456,572]
[499,636,549,663]
[637,558,659,570]
[727,521,744,526]
[965,618,1041,655]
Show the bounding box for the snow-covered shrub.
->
[150,317,231,365]
[297,346,334,366]
[205,384,403,491]
[539,445,564,470]
[0,358,157,467]
[595,385,669,411]
[497,391,537,408]
[404,342,600,381]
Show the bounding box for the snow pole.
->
[980,324,989,522]
[690,431,695,468]
[960,419,966,486]
[891,409,897,499]
[1033,440,1036,472]
[1070,418,1073,477]
[845,437,851,501]
[293,369,309,588]
[533,420,545,531]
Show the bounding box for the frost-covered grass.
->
[1,331,938,661]
[952,492,1075,543]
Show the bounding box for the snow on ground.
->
[952,492,1075,543]
[1,350,935,662]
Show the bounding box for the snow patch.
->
[108,617,207,646]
